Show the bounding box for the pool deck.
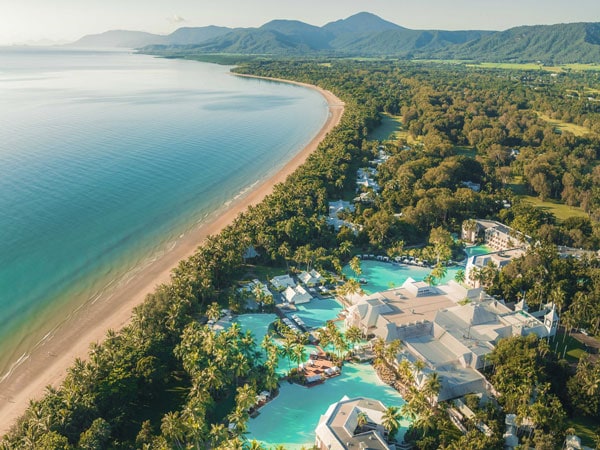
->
[301,348,340,386]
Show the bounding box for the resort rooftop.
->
[315,396,392,450]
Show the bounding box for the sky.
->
[2,0,600,45]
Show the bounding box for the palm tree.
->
[398,359,414,385]
[431,263,447,283]
[161,411,185,450]
[345,326,363,350]
[337,279,362,298]
[279,338,295,373]
[372,337,386,365]
[235,384,257,413]
[278,242,291,270]
[291,342,307,368]
[349,256,362,277]
[454,269,466,285]
[209,423,228,448]
[227,406,248,436]
[206,302,221,322]
[386,339,403,362]
[338,240,353,259]
[423,274,436,287]
[382,406,402,441]
[356,411,369,432]
[413,359,426,385]
[423,371,442,404]
[253,283,267,311]
[247,440,265,450]
[401,398,419,421]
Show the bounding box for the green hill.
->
[71,12,600,64]
[431,22,600,64]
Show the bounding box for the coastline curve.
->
[0,71,345,435]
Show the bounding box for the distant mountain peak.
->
[324,11,404,35]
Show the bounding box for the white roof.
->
[284,285,312,304]
[270,274,296,290]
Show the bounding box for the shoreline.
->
[0,74,344,435]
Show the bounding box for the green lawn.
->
[563,63,600,71]
[454,146,477,158]
[554,332,590,362]
[466,62,562,72]
[507,176,589,222]
[368,113,403,141]
[535,112,591,137]
[521,196,589,221]
[239,264,287,283]
[565,416,599,448]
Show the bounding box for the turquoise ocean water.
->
[0,48,328,378]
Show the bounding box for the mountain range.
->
[69,12,600,64]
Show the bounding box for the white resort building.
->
[462,219,531,287]
[270,274,296,291]
[344,279,558,401]
[327,200,358,232]
[299,269,323,287]
[315,396,394,450]
[464,247,526,288]
[283,284,313,305]
[462,219,530,251]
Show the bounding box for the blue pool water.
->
[465,245,492,257]
[343,260,462,294]
[237,296,409,447]
[292,298,343,328]
[247,362,409,448]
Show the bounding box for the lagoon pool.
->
[343,260,462,294]
[235,313,278,345]
[236,303,409,448]
[246,362,409,449]
[292,297,343,328]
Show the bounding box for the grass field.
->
[508,177,588,221]
[565,416,599,448]
[466,62,563,72]
[522,195,589,221]
[563,63,600,71]
[535,112,591,137]
[465,62,600,72]
[368,114,422,146]
[368,114,403,141]
[454,146,477,158]
[239,264,287,283]
[554,332,590,362]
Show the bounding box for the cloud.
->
[167,15,186,24]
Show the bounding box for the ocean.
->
[0,47,328,378]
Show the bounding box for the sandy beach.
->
[0,75,344,435]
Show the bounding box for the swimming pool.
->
[236,298,409,448]
[246,362,409,449]
[292,297,343,328]
[343,260,463,294]
[464,244,492,257]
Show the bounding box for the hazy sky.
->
[2,0,599,45]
